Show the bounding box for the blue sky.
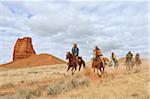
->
[0,0,148,64]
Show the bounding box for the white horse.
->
[109,58,119,68]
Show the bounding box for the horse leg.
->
[82,60,85,68]
[71,67,74,75]
[132,61,134,69]
[99,67,103,77]
[114,59,117,68]
[101,60,105,74]
[102,66,105,74]
[93,66,95,74]
[137,64,140,72]
[67,66,71,72]
[129,64,131,71]
[126,65,129,71]
[113,60,116,68]
[78,64,81,71]
[116,60,119,67]
[97,67,99,76]
[115,61,118,68]
[138,64,140,72]
[128,65,130,71]
[74,64,77,72]
[116,61,119,68]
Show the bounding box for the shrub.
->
[47,75,90,96]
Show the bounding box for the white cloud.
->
[0,1,148,63]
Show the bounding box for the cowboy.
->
[135,53,142,64]
[111,52,118,65]
[125,51,133,63]
[111,52,116,61]
[72,43,79,63]
[95,46,102,59]
[135,53,139,60]
[93,46,104,65]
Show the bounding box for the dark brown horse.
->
[78,56,85,71]
[66,52,85,74]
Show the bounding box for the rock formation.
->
[13,37,36,61]
[0,54,66,68]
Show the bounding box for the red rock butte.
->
[13,37,36,61]
[0,37,66,68]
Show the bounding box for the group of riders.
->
[125,51,142,70]
[66,43,142,75]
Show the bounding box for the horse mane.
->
[69,52,73,57]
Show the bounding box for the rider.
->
[135,53,139,60]
[72,43,79,63]
[112,52,116,61]
[95,46,102,60]
[111,52,118,64]
[135,53,141,64]
[93,46,105,65]
[125,51,133,63]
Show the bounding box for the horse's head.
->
[66,51,72,60]
[103,57,110,62]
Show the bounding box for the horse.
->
[66,52,85,74]
[134,54,142,71]
[125,58,134,71]
[109,58,119,68]
[66,52,77,75]
[92,57,106,76]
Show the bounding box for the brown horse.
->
[78,56,86,71]
[92,57,106,76]
[134,53,142,71]
[66,52,85,74]
[125,58,134,71]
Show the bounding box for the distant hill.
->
[0,54,66,68]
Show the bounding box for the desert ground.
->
[0,59,149,99]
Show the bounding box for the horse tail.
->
[82,59,86,68]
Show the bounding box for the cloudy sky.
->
[0,0,148,64]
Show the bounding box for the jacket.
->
[72,47,79,56]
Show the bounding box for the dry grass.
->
[47,74,90,96]
[0,59,149,99]
[58,70,149,99]
[0,64,66,86]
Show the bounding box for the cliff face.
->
[13,37,36,61]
